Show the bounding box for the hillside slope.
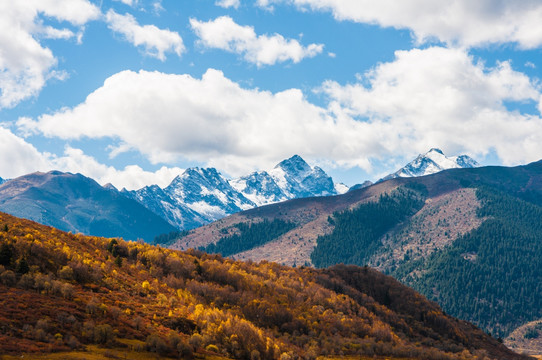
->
[0,211,525,359]
[0,171,177,242]
[173,160,542,340]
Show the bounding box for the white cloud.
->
[258,0,542,49]
[0,127,51,178]
[0,0,100,109]
[105,10,185,61]
[0,126,183,189]
[321,47,542,165]
[17,68,368,175]
[17,50,542,177]
[51,147,184,190]
[113,0,138,6]
[190,16,323,66]
[216,0,240,9]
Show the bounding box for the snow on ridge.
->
[126,156,345,230]
[383,148,479,181]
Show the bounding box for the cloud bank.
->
[17,46,542,178]
[0,126,183,190]
[257,0,542,48]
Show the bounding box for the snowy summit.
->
[382,148,479,180]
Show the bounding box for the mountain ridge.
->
[125,155,347,231]
[0,171,176,242]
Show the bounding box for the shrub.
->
[146,334,169,355]
[58,265,74,280]
[177,340,194,359]
[94,324,114,344]
[0,243,13,266]
[16,258,29,274]
[60,283,74,299]
[0,270,16,286]
[18,273,34,289]
[189,333,203,349]
[205,344,219,353]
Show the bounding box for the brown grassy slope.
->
[0,211,528,360]
[171,179,404,263]
[505,320,542,356]
[368,187,483,272]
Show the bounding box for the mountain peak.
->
[427,148,444,155]
[275,154,311,173]
[382,148,479,181]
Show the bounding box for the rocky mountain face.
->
[125,155,347,230]
[0,171,176,242]
[232,155,345,204]
[173,159,542,344]
[382,148,479,180]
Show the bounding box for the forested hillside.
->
[311,185,426,267]
[201,219,296,256]
[394,186,542,337]
[0,211,525,359]
[306,180,542,339]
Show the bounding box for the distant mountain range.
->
[349,148,479,190]
[0,150,478,241]
[122,155,347,230]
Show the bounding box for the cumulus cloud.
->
[257,0,542,49]
[321,47,542,165]
[216,0,240,9]
[190,16,323,66]
[0,127,51,178]
[51,147,184,190]
[106,10,185,61]
[17,48,542,177]
[0,126,183,189]
[17,68,370,175]
[0,0,100,109]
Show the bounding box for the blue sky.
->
[1,0,542,189]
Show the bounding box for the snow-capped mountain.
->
[165,167,255,220]
[125,155,345,230]
[232,155,342,206]
[381,148,479,181]
[122,184,206,231]
[270,155,336,199]
[229,171,288,205]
